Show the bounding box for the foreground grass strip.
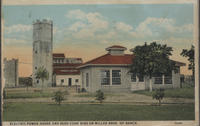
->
[5,92,54,99]
[133,87,194,99]
[3,103,194,121]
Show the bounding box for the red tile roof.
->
[53,63,82,75]
[79,54,133,68]
[53,68,80,75]
[107,45,126,49]
[53,53,65,58]
[106,45,127,51]
[53,63,82,67]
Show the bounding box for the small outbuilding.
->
[53,53,82,87]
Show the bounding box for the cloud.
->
[62,10,193,47]
[115,22,133,32]
[65,9,109,39]
[5,24,32,34]
[135,17,193,37]
[68,21,86,32]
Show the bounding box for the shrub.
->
[152,88,165,106]
[52,91,65,105]
[95,90,105,103]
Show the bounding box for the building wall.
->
[4,58,19,88]
[130,76,146,91]
[32,19,53,87]
[56,75,81,86]
[143,70,181,90]
[81,66,131,93]
[109,50,124,55]
[81,66,182,92]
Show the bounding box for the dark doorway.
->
[68,78,72,86]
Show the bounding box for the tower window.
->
[35,67,37,70]
[35,51,37,53]
[37,80,39,84]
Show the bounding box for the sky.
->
[3,4,194,77]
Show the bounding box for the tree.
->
[52,91,65,105]
[19,77,32,91]
[152,88,165,106]
[180,45,194,81]
[95,90,105,103]
[35,66,49,92]
[130,42,176,92]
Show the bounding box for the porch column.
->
[110,69,112,85]
[162,75,165,85]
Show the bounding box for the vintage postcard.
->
[1,0,199,126]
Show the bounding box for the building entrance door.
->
[68,78,72,86]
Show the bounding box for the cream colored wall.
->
[56,75,81,86]
[81,66,131,93]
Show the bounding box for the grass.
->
[133,87,194,99]
[3,102,194,121]
[5,92,55,99]
[75,92,124,98]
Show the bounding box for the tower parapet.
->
[33,19,53,25]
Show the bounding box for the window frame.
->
[86,73,89,87]
[131,74,137,82]
[101,70,110,85]
[138,75,144,82]
[112,70,121,85]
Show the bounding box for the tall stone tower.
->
[32,19,53,87]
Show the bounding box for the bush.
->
[152,88,165,106]
[95,90,105,103]
[52,91,65,105]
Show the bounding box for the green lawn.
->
[133,87,194,99]
[3,103,194,121]
[75,93,124,98]
[5,92,54,99]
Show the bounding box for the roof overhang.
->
[78,64,131,69]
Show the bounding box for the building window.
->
[37,80,39,84]
[154,77,162,84]
[61,79,64,83]
[86,73,89,87]
[138,75,144,82]
[35,67,37,70]
[131,74,136,82]
[75,79,79,83]
[35,51,37,53]
[101,70,110,85]
[112,70,121,85]
[164,76,172,84]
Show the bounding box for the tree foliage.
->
[131,42,175,78]
[152,88,165,106]
[35,66,49,91]
[95,90,105,103]
[130,42,176,91]
[19,77,32,91]
[180,45,194,80]
[52,91,65,105]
